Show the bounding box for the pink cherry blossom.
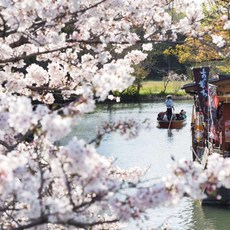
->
[0,0,228,229]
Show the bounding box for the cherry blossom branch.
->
[0,45,74,64]
[13,216,48,230]
[60,161,76,210]
[76,0,107,14]
[13,217,119,230]
[0,38,185,65]
[0,125,37,153]
[3,35,226,71]
[56,219,119,228]
[89,119,151,146]
[0,140,14,152]
[1,127,37,153]
[37,154,45,217]
[0,13,7,38]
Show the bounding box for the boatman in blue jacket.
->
[165,95,175,121]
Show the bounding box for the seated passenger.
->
[172,114,177,120]
[162,114,168,121]
[157,112,165,120]
[179,110,187,119]
[176,114,181,120]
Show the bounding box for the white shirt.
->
[165,99,174,108]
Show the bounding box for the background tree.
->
[132,64,149,95]
[162,71,188,94]
[166,0,230,75]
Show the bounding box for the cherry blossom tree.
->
[0,0,230,229]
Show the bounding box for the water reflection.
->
[167,129,173,140]
[201,206,230,230]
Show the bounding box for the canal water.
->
[62,100,230,230]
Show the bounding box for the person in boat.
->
[179,109,187,120]
[165,95,175,121]
[162,113,168,121]
[157,112,165,120]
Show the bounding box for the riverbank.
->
[109,80,192,103]
[98,94,192,105]
[122,94,192,103]
[109,94,192,103]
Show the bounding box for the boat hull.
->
[157,120,186,129]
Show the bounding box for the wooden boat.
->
[157,112,186,129]
[158,119,186,129]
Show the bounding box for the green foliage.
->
[164,0,230,76]
[132,64,149,94]
[216,63,230,74]
[122,85,139,96]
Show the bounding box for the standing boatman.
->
[165,95,175,121]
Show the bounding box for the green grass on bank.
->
[139,80,190,96]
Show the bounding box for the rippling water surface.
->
[63,100,230,230]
